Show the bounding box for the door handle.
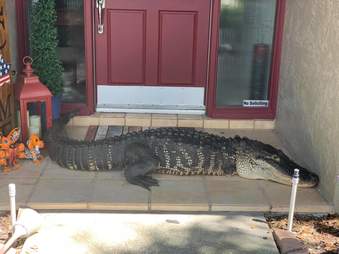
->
[96,0,105,34]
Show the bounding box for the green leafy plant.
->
[30,0,63,96]
[220,1,244,28]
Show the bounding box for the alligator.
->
[46,115,319,190]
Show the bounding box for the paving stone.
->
[41,159,97,179]
[254,120,276,130]
[84,125,97,141]
[94,125,109,140]
[65,126,88,140]
[65,117,73,126]
[203,119,229,129]
[99,115,125,126]
[126,113,152,119]
[125,114,151,127]
[151,116,178,127]
[100,113,126,118]
[127,126,142,132]
[126,118,151,127]
[273,229,309,254]
[178,115,204,128]
[122,126,129,134]
[150,177,209,211]
[95,170,125,180]
[88,179,149,211]
[0,177,37,210]
[229,120,255,129]
[72,116,99,126]
[258,181,332,213]
[151,114,177,119]
[151,114,178,127]
[205,177,271,212]
[106,126,123,137]
[27,178,94,209]
[0,159,47,179]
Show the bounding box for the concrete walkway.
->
[0,156,332,213]
[20,213,279,254]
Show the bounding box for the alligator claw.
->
[141,175,159,186]
[125,175,159,191]
[126,176,150,191]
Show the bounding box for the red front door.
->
[95,0,210,87]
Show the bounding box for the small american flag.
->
[0,54,10,87]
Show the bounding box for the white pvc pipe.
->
[8,184,16,230]
[287,169,299,232]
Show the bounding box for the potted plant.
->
[30,0,63,119]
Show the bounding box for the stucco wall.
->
[276,0,339,210]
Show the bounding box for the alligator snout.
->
[298,168,319,188]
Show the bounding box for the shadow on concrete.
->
[69,214,277,254]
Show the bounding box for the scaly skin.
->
[46,116,319,190]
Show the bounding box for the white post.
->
[287,169,299,232]
[8,184,16,231]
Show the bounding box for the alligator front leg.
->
[124,161,159,190]
[123,142,160,190]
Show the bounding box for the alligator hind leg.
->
[124,160,159,190]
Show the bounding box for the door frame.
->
[206,0,286,119]
[15,0,95,115]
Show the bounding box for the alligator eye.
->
[269,154,279,161]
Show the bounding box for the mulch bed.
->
[0,213,10,243]
[266,214,338,254]
[0,212,25,254]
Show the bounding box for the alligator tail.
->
[46,111,80,166]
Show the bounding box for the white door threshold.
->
[96,104,206,115]
[97,85,206,115]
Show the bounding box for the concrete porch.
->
[0,127,333,213]
[68,113,276,130]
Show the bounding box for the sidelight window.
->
[216,0,277,108]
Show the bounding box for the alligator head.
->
[234,138,319,188]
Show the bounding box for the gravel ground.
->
[266,214,338,254]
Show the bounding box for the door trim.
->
[15,0,28,70]
[83,0,95,114]
[15,0,95,115]
[206,0,286,119]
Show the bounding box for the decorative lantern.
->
[15,56,53,141]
